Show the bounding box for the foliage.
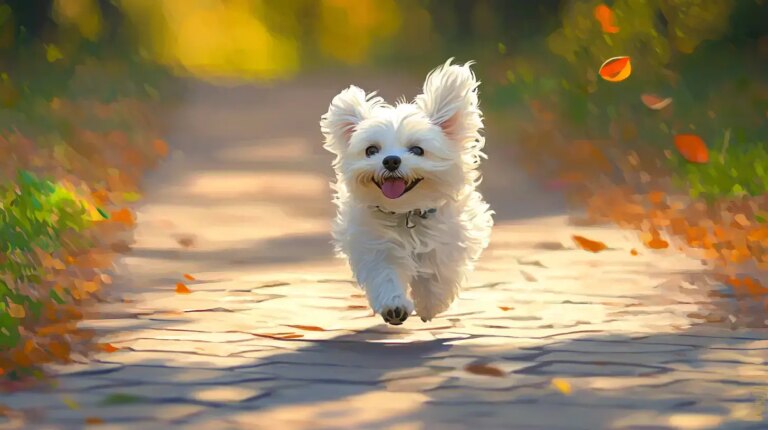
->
[0,0,170,377]
[0,171,92,350]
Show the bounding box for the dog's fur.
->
[320,59,494,324]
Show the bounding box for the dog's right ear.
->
[321,85,382,154]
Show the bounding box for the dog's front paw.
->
[372,295,414,326]
[382,306,410,325]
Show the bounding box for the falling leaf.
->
[176,283,191,294]
[498,306,513,311]
[641,94,673,110]
[572,235,608,253]
[183,273,196,281]
[85,417,105,425]
[45,44,64,63]
[630,248,639,256]
[673,134,709,163]
[286,325,326,332]
[551,378,573,395]
[598,56,631,82]
[99,343,119,353]
[464,363,505,377]
[62,395,80,410]
[593,4,619,33]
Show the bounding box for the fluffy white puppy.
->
[320,59,494,325]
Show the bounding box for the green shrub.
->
[0,170,92,349]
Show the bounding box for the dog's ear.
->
[415,59,483,146]
[321,85,382,153]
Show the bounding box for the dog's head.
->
[321,59,485,212]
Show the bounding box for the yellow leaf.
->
[7,303,25,319]
[46,44,64,63]
[551,378,572,395]
[62,395,80,410]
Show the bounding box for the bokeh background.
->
[1,0,767,378]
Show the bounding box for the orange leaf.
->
[110,208,135,226]
[183,273,196,281]
[673,134,709,164]
[176,283,191,294]
[594,4,619,33]
[645,236,669,249]
[551,378,573,395]
[464,363,505,377]
[99,343,119,353]
[85,417,105,425]
[641,94,672,110]
[280,334,304,339]
[598,56,631,82]
[48,341,70,361]
[498,306,513,311]
[572,235,608,253]
[286,325,326,332]
[630,248,639,256]
[153,139,169,157]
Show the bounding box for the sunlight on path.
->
[3,78,765,430]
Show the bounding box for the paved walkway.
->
[3,75,767,430]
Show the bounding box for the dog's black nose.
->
[382,155,401,172]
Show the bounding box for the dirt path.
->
[2,75,767,430]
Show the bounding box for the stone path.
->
[3,75,768,430]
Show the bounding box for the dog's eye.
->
[365,145,379,157]
[408,146,424,156]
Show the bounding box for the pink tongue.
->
[381,179,406,199]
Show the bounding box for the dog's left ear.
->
[321,85,383,154]
[415,59,483,146]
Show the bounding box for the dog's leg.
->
[411,246,469,322]
[348,243,415,326]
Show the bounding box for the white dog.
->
[320,59,494,325]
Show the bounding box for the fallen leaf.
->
[630,248,639,256]
[572,235,608,253]
[176,283,191,294]
[346,305,368,310]
[498,306,513,311]
[183,273,196,281]
[598,56,631,82]
[153,139,169,157]
[286,325,326,332]
[85,417,105,425]
[551,378,573,395]
[464,363,505,377]
[594,4,619,33]
[520,270,538,282]
[100,393,145,406]
[61,395,80,410]
[99,343,119,353]
[641,94,672,110]
[7,303,25,319]
[673,134,709,163]
[110,208,134,226]
[734,214,750,227]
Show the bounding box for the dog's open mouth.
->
[374,177,423,199]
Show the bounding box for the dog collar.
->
[373,206,437,229]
